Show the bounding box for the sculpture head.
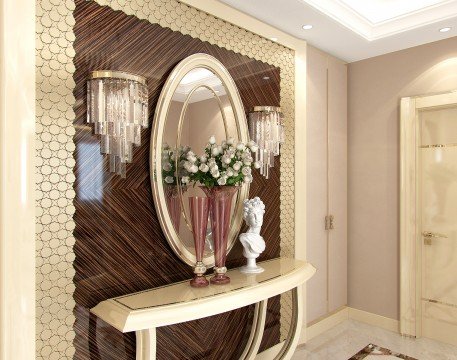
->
[243,197,265,230]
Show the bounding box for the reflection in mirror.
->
[162,68,239,258]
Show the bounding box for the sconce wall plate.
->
[248,106,284,179]
[87,70,149,178]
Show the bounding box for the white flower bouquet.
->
[162,144,193,186]
[183,135,261,188]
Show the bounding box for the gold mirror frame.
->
[150,53,250,267]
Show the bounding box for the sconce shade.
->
[248,106,284,179]
[87,70,148,178]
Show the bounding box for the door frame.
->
[400,90,457,338]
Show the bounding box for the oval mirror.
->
[151,54,249,266]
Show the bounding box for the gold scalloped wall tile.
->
[36,0,295,357]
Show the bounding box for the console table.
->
[91,257,316,360]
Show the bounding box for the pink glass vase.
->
[164,185,181,232]
[188,197,210,287]
[200,186,238,285]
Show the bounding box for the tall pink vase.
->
[200,186,238,285]
[188,197,210,287]
[164,185,181,232]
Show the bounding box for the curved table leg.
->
[136,328,156,360]
[273,286,303,360]
[239,300,268,360]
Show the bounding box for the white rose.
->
[243,174,253,183]
[199,164,209,172]
[187,155,197,163]
[212,170,220,178]
[243,160,252,166]
[250,145,259,153]
[222,155,231,164]
[165,176,174,184]
[209,135,216,144]
[181,176,189,184]
[162,163,172,171]
[200,155,207,163]
[211,147,220,156]
[254,161,261,169]
[247,140,256,148]
[183,161,191,171]
[236,142,246,151]
[242,166,251,176]
[232,171,239,177]
[217,177,227,185]
[226,168,234,177]
[210,164,218,172]
[190,165,198,173]
[233,162,241,171]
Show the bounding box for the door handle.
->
[325,215,334,230]
[422,231,447,245]
[422,231,447,238]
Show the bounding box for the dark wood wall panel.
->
[73,1,281,359]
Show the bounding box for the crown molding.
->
[301,0,457,40]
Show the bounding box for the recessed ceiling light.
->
[263,76,270,80]
[269,37,278,41]
[302,24,313,30]
[440,27,451,32]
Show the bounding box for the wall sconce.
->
[87,70,148,178]
[248,106,285,179]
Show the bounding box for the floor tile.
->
[292,320,457,360]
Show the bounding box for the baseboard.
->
[303,307,349,342]
[302,306,399,343]
[348,307,399,333]
[255,341,284,360]
[259,307,399,357]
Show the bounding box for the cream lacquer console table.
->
[91,258,316,360]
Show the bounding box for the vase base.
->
[190,275,209,287]
[210,274,231,285]
[239,265,265,274]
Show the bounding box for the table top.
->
[91,257,316,332]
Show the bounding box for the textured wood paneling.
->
[73,1,281,359]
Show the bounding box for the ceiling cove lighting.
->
[440,27,451,32]
[302,24,313,30]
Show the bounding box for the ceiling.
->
[217,0,457,62]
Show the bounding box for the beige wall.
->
[348,36,457,320]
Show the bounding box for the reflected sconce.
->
[87,70,149,178]
[248,106,285,179]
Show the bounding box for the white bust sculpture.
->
[239,197,266,274]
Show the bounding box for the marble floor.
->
[292,320,457,360]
